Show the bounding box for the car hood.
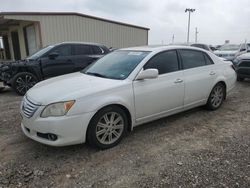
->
[27,72,127,105]
[237,52,250,59]
[214,50,238,55]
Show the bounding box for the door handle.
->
[174,78,183,84]
[210,71,216,75]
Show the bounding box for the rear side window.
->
[179,50,206,69]
[144,50,179,75]
[72,45,92,55]
[204,53,214,65]
[53,45,71,56]
[92,46,104,54]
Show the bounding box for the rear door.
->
[41,44,74,78]
[133,50,184,123]
[178,49,217,109]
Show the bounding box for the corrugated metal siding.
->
[5,15,148,48]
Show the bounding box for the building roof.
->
[0,12,150,30]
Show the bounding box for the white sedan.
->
[20,46,236,149]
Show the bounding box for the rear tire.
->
[87,106,128,149]
[12,72,38,95]
[206,83,226,110]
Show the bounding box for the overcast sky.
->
[1,0,250,45]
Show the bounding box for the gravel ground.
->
[0,81,249,188]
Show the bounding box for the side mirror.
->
[48,52,59,59]
[136,69,159,80]
[240,48,246,52]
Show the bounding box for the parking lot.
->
[0,81,249,187]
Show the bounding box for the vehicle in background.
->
[233,52,250,81]
[209,45,217,51]
[190,43,228,61]
[190,43,213,52]
[214,44,249,61]
[0,42,110,95]
[20,46,236,149]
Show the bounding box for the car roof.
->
[121,45,208,52]
[55,42,106,47]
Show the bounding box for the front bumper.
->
[21,109,95,146]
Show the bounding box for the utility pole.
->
[185,8,195,44]
[172,34,175,44]
[195,27,198,43]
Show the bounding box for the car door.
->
[71,44,97,71]
[41,44,74,78]
[178,49,217,109]
[133,50,184,123]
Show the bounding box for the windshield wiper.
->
[85,72,108,78]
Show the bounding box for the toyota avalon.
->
[20,46,236,149]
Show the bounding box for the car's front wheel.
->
[87,106,128,149]
[12,72,38,95]
[206,83,226,110]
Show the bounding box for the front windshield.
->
[27,45,54,60]
[82,50,150,80]
[219,44,240,51]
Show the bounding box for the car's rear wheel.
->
[87,106,128,149]
[206,83,226,110]
[12,72,38,95]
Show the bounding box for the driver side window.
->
[52,45,71,56]
[144,50,179,75]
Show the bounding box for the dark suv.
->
[0,42,109,95]
[233,52,250,81]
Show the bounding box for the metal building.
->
[0,12,149,60]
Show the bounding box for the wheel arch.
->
[212,80,227,99]
[87,103,133,135]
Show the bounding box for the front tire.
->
[87,106,128,149]
[206,83,226,110]
[12,72,38,95]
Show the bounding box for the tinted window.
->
[239,61,250,67]
[92,46,104,54]
[144,50,179,74]
[204,53,214,65]
[72,45,92,55]
[179,50,206,69]
[53,45,71,56]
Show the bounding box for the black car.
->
[0,42,110,95]
[233,52,250,81]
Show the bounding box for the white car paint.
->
[20,46,236,146]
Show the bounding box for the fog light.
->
[48,134,58,141]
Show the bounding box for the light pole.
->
[185,8,195,44]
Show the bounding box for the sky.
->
[1,0,250,45]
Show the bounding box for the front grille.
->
[22,96,40,118]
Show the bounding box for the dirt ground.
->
[0,81,249,188]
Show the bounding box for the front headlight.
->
[41,100,75,118]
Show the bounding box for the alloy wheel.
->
[96,112,124,145]
[16,74,37,94]
[210,85,224,108]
